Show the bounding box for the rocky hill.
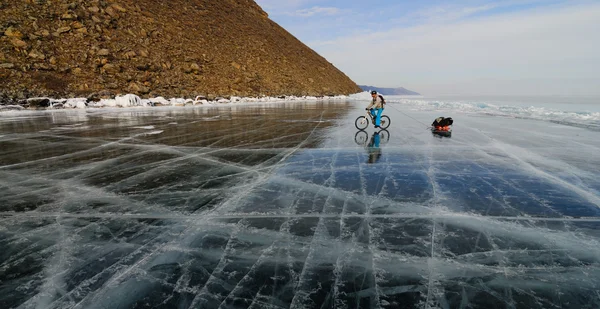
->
[359,85,420,96]
[0,0,361,101]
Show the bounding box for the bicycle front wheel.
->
[355,116,369,130]
[380,115,391,129]
[354,130,368,146]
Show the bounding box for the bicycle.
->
[355,109,391,130]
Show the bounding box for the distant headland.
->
[359,85,421,96]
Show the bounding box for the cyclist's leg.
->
[375,108,383,126]
[370,109,376,119]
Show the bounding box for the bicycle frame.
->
[366,109,375,121]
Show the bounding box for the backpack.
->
[432,117,453,127]
[377,95,386,106]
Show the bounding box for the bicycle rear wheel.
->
[380,115,391,129]
[378,129,390,144]
[355,116,369,130]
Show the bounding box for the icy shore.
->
[0,93,354,111]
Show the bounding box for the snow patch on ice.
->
[0,105,25,111]
[144,130,164,136]
[116,94,144,107]
[149,96,169,106]
[64,98,88,109]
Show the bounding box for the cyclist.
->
[366,90,385,128]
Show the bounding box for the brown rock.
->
[98,90,113,99]
[73,68,83,75]
[102,63,120,74]
[88,6,100,13]
[136,64,150,71]
[105,6,119,19]
[128,82,149,94]
[32,63,51,70]
[27,98,51,108]
[55,26,71,34]
[0,63,15,69]
[231,62,241,70]
[72,21,85,29]
[4,27,24,39]
[61,13,75,20]
[138,49,149,57]
[112,4,127,13]
[49,57,57,65]
[123,51,137,59]
[28,50,46,60]
[36,30,50,37]
[97,49,110,56]
[11,39,28,48]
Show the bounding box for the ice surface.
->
[362,93,600,131]
[1,99,600,309]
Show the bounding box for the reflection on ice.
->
[1,101,600,308]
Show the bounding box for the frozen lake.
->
[1,100,600,308]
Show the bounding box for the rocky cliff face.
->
[0,0,361,101]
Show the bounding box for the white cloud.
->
[292,6,341,17]
[312,3,600,95]
[395,3,501,25]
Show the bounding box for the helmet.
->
[370,90,377,95]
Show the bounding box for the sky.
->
[255,0,600,96]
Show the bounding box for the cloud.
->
[311,3,600,95]
[390,0,555,27]
[291,6,341,17]
[394,3,500,25]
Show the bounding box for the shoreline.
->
[0,93,357,112]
